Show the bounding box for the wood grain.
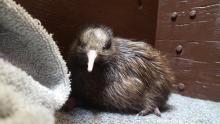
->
[14,0,158,58]
[156,0,220,101]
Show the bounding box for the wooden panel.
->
[156,0,220,101]
[157,40,220,101]
[15,0,159,58]
[156,0,220,41]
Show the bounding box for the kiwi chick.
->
[67,25,174,116]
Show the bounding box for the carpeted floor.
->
[57,94,220,124]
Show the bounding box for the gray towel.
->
[0,59,54,124]
[0,0,70,123]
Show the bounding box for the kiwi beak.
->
[87,50,97,72]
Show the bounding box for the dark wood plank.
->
[156,0,220,101]
[14,0,159,58]
[157,40,220,101]
[156,0,220,41]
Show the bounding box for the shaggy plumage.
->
[68,25,174,116]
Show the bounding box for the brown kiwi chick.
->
[67,24,174,116]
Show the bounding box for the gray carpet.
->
[56,94,220,124]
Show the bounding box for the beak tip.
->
[87,68,92,72]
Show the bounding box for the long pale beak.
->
[87,50,97,72]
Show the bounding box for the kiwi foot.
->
[137,107,161,117]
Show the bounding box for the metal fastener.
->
[189,10,196,19]
[176,45,183,55]
[171,12,178,21]
[177,83,185,92]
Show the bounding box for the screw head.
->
[177,83,185,92]
[176,45,183,55]
[189,10,196,19]
[171,12,178,21]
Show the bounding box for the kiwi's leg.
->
[137,86,169,117]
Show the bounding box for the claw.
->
[138,107,161,117]
[154,107,161,117]
[137,109,151,116]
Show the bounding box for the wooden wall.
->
[15,0,158,59]
[156,0,220,101]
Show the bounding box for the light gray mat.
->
[56,94,220,124]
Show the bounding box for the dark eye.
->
[79,42,86,48]
[103,41,111,50]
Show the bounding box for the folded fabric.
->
[0,59,54,124]
[0,0,71,123]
